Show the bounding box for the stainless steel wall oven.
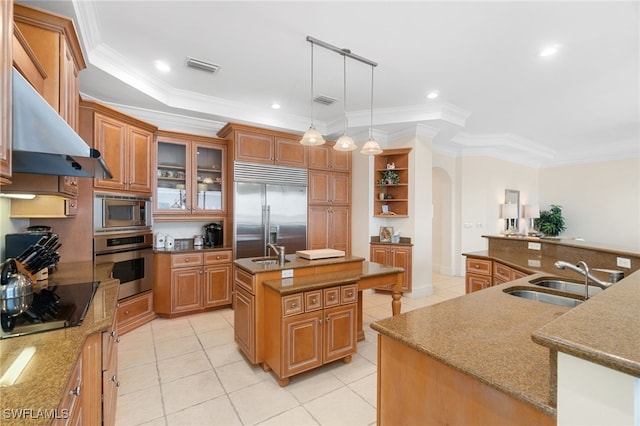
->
[94,232,153,300]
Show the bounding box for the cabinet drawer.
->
[171,253,203,268]
[341,284,357,304]
[282,293,304,317]
[116,293,152,326]
[305,290,322,312]
[493,263,512,282]
[324,287,340,308]
[234,268,256,294]
[512,269,529,280]
[466,258,492,276]
[204,250,233,264]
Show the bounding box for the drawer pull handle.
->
[185,258,190,262]
[312,298,317,304]
[290,302,297,308]
[347,291,353,297]
[110,330,117,338]
[330,295,336,300]
[125,310,130,315]
[216,256,220,260]
[69,386,81,396]
[115,337,120,343]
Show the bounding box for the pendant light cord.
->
[310,43,314,127]
[370,65,374,140]
[343,55,348,135]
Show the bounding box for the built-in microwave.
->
[93,192,151,234]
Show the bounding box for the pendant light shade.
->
[300,127,325,146]
[300,42,325,146]
[360,65,382,155]
[333,55,357,152]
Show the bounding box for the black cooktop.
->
[1,281,100,339]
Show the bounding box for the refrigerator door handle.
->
[264,204,270,250]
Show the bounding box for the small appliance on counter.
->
[165,235,175,250]
[204,222,223,247]
[1,258,34,332]
[5,228,61,280]
[154,233,166,249]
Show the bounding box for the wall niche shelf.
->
[373,148,412,218]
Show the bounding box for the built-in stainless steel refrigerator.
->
[234,162,308,259]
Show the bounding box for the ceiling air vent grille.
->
[313,95,337,106]
[186,56,222,74]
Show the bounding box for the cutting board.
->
[296,249,346,260]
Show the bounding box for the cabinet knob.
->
[216,256,220,260]
[185,258,190,262]
[116,303,121,309]
[125,310,130,315]
[290,302,297,308]
[475,264,480,269]
[326,316,330,322]
[69,386,81,396]
[312,298,317,304]
[319,319,323,324]
[330,295,336,300]
[347,291,353,297]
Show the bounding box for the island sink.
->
[529,277,603,296]
[504,287,584,308]
[251,257,291,265]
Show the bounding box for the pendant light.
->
[299,42,326,146]
[360,64,383,155]
[334,54,358,152]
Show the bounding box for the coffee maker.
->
[203,223,223,247]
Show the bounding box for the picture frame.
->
[379,226,394,243]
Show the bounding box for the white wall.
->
[0,198,30,261]
[540,158,640,252]
[458,156,539,274]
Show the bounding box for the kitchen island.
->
[372,237,640,425]
[0,262,118,425]
[233,254,403,370]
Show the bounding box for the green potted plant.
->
[535,204,566,237]
[380,170,400,185]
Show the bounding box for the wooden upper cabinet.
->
[0,0,12,184]
[13,3,85,129]
[218,123,308,168]
[308,170,350,206]
[79,101,157,195]
[309,142,351,172]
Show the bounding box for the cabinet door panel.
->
[235,131,273,164]
[171,268,202,312]
[323,304,356,363]
[204,264,232,308]
[330,173,350,205]
[392,248,412,292]
[94,114,126,190]
[308,206,329,250]
[283,311,322,377]
[234,286,256,362]
[308,171,330,204]
[466,274,491,293]
[275,137,307,167]
[128,126,153,193]
[329,207,350,253]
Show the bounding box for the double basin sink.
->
[505,277,603,308]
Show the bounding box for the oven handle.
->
[95,247,153,262]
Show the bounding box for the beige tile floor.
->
[115,273,465,426]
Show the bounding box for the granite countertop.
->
[154,243,231,254]
[262,261,404,295]
[0,261,118,425]
[483,234,639,258]
[371,273,569,417]
[234,254,366,275]
[533,270,640,377]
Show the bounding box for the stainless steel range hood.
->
[12,68,113,179]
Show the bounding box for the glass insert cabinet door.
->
[156,139,225,215]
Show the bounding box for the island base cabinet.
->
[264,285,357,386]
[234,285,256,362]
[377,334,554,426]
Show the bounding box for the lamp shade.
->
[501,203,518,219]
[300,127,325,146]
[524,204,540,219]
[333,134,358,151]
[360,139,382,155]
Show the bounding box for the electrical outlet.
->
[528,259,541,268]
[616,257,631,269]
[528,242,541,251]
[281,269,293,278]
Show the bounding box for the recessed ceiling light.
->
[154,60,171,72]
[427,91,439,100]
[271,103,281,110]
[539,44,561,57]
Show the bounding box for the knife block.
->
[14,259,37,283]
